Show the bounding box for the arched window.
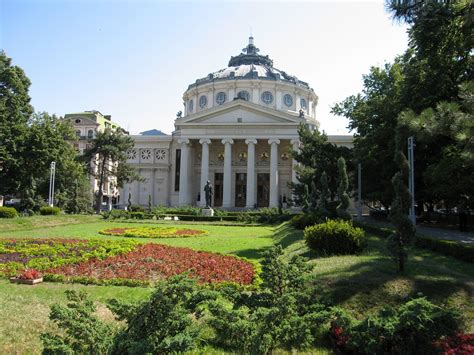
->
[300,98,307,109]
[216,92,226,105]
[261,91,273,104]
[75,130,81,137]
[199,95,207,108]
[283,94,293,107]
[87,130,94,138]
[237,90,250,101]
[188,99,194,113]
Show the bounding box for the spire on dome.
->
[229,36,272,67]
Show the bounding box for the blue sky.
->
[1,0,408,135]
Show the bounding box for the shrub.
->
[0,206,18,218]
[129,204,144,212]
[129,211,144,219]
[41,290,115,354]
[304,219,367,255]
[291,213,325,230]
[331,298,464,354]
[39,206,61,215]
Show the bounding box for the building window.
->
[174,149,181,191]
[300,98,307,109]
[87,129,93,138]
[216,92,226,105]
[188,99,194,113]
[155,149,166,160]
[261,91,273,104]
[141,149,152,161]
[199,95,207,108]
[283,94,293,107]
[127,149,137,160]
[75,130,81,137]
[237,90,250,101]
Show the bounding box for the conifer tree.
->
[336,157,352,220]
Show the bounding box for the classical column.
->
[268,138,280,208]
[222,138,234,208]
[199,138,211,207]
[245,138,257,208]
[135,168,140,205]
[178,138,190,206]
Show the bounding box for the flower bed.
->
[0,238,139,276]
[99,226,207,238]
[47,243,256,285]
[0,238,257,286]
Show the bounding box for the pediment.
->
[64,116,99,126]
[178,100,303,126]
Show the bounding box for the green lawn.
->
[0,215,472,354]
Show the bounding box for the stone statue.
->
[299,109,305,118]
[176,110,182,118]
[204,180,213,208]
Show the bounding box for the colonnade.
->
[178,137,300,209]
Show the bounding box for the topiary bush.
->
[304,219,366,255]
[0,206,18,218]
[39,206,61,215]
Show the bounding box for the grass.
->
[0,215,472,353]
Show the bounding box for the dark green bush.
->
[129,205,144,212]
[331,298,463,354]
[304,219,367,255]
[39,206,61,215]
[0,206,18,218]
[129,212,144,219]
[291,213,325,230]
[415,237,474,263]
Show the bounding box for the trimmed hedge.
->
[0,206,18,218]
[39,206,61,215]
[354,221,474,263]
[304,219,367,255]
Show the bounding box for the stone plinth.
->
[202,208,214,217]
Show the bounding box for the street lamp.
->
[48,161,56,207]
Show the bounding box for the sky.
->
[1,0,408,135]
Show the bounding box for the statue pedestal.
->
[202,208,214,217]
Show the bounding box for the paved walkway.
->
[360,217,474,244]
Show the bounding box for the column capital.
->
[177,138,190,145]
[245,138,258,145]
[268,138,280,145]
[221,138,234,145]
[199,138,211,145]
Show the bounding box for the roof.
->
[139,129,168,136]
[187,37,312,91]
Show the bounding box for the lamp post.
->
[408,137,416,225]
[357,162,362,220]
[48,161,56,207]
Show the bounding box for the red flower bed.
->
[47,243,256,285]
[17,269,42,280]
[434,333,474,355]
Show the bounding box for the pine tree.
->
[336,157,352,220]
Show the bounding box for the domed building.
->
[121,37,351,209]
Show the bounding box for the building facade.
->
[122,37,352,209]
[64,110,125,207]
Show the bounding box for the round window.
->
[261,91,273,104]
[283,94,293,107]
[300,98,307,109]
[216,92,226,105]
[237,90,250,101]
[199,95,207,108]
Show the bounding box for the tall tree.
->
[332,61,404,208]
[292,124,352,206]
[0,51,33,195]
[83,130,141,213]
